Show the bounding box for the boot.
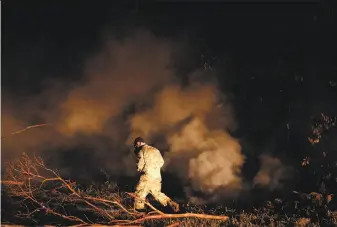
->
[134,202,147,213]
[168,200,180,212]
[135,207,146,213]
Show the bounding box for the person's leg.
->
[134,175,150,210]
[150,179,180,212]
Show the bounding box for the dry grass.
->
[1,154,229,227]
[1,153,337,227]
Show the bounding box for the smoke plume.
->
[2,28,245,201]
[57,30,174,137]
[129,80,246,200]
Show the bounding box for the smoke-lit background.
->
[2,1,337,206]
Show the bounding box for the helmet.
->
[133,137,145,146]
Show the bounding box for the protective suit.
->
[134,142,179,212]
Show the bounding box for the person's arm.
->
[156,149,164,168]
[137,149,146,172]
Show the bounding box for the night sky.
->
[2,0,337,205]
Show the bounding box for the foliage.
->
[1,153,228,226]
[1,153,337,226]
[1,113,337,226]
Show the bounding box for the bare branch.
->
[2,154,229,226]
[1,124,52,139]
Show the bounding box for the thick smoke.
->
[129,81,246,200]
[3,28,278,202]
[57,30,174,137]
[2,29,174,176]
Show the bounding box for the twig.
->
[1,180,24,185]
[1,124,52,139]
[126,192,165,215]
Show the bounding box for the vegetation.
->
[1,113,337,227]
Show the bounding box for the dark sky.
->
[3,1,335,82]
[2,0,337,195]
[3,1,335,84]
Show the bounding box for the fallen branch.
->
[2,154,230,226]
[1,124,52,139]
[118,212,229,225]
